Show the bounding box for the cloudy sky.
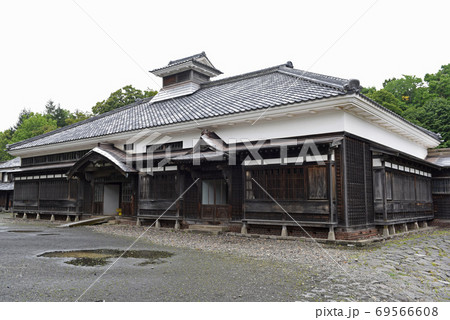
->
[0,0,448,131]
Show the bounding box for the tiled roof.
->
[0,182,14,191]
[151,51,222,76]
[7,64,439,151]
[0,157,21,169]
[67,145,136,178]
[168,52,207,66]
[426,148,450,168]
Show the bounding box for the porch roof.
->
[67,145,137,178]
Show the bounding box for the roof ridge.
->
[168,52,206,65]
[7,97,153,150]
[277,66,349,91]
[151,57,222,75]
[201,64,285,88]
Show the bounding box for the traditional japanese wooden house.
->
[6,52,447,239]
[0,157,20,211]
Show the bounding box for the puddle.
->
[37,233,59,236]
[38,249,174,267]
[8,230,42,233]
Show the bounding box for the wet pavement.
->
[0,213,448,301]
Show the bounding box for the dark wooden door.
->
[201,179,231,221]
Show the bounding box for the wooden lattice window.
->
[392,172,415,201]
[94,183,104,202]
[416,177,432,202]
[124,144,134,151]
[147,141,183,153]
[163,71,191,87]
[385,171,393,200]
[245,166,306,200]
[140,173,177,200]
[40,180,69,200]
[14,181,39,200]
[433,178,450,194]
[307,166,327,200]
[122,182,133,203]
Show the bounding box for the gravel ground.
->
[90,224,354,266]
[1,212,449,302]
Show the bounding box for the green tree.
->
[365,89,405,115]
[360,86,377,96]
[11,113,58,143]
[92,85,157,115]
[44,100,70,128]
[12,109,33,132]
[383,75,424,106]
[65,110,92,126]
[403,97,450,147]
[0,129,14,161]
[424,63,450,99]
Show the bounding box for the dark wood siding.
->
[365,144,374,224]
[0,191,13,210]
[14,178,78,214]
[244,164,331,224]
[373,157,434,223]
[183,172,199,220]
[432,169,450,219]
[345,137,371,227]
[335,146,345,226]
[230,165,244,221]
[138,172,178,217]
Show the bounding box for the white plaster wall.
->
[215,111,345,143]
[343,112,428,159]
[114,111,346,154]
[128,130,201,153]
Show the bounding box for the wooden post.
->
[342,138,349,228]
[179,171,185,221]
[363,143,369,226]
[381,167,388,224]
[328,151,335,226]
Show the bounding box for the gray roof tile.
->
[0,182,14,191]
[0,157,21,169]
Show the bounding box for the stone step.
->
[188,224,229,234]
[57,216,114,228]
